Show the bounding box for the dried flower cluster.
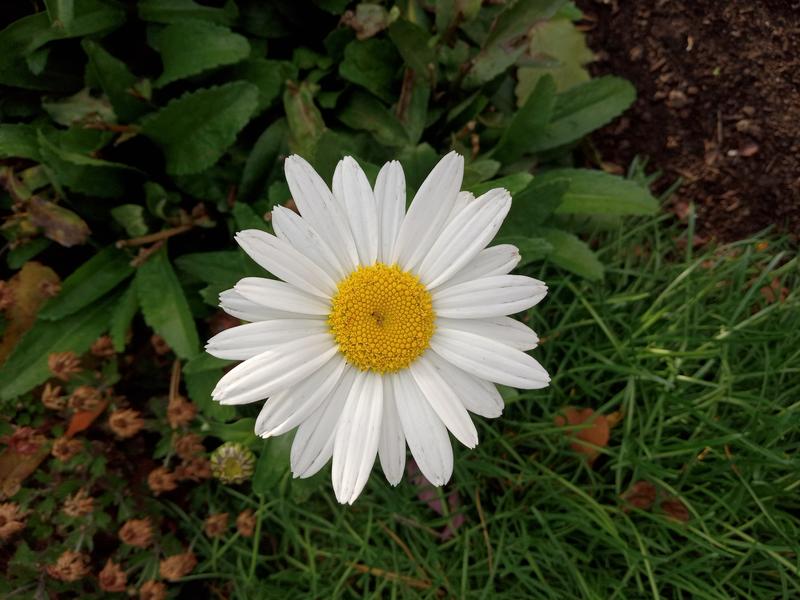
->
[108,408,144,438]
[159,551,197,581]
[167,394,197,429]
[0,503,28,540]
[48,351,82,381]
[119,518,154,549]
[46,550,90,582]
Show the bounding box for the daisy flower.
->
[206,152,549,504]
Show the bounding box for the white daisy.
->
[206,152,549,504]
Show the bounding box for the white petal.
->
[430,328,550,389]
[392,151,464,271]
[332,156,379,266]
[212,333,338,405]
[436,316,538,351]
[418,188,511,288]
[332,371,383,504]
[445,191,475,225]
[432,275,547,319]
[284,155,359,272]
[254,355,347,438]
[374,161,405,263]
[291,367,356,478]
[436,244,521,290]
[409,354,478,448]
[378,377,405,485]
[235,277,331,316]
[234,229,336,298]
[206,318,329,360]
[271,206,346,280]
[219,289,312,322]
[424,351,503,418]
[392,371,453,486]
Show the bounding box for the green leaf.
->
[339,38,401,103]
[109,283,138,352]
[45,0,75,31]
[138,0,238,26]
[175,250,258,288]
[529,76,636,153]
[150,20,250,88]
[40,246,133,321]
[0,124,41,160]
[27,197,90,247]
[501,177,568,237]
[338,91,408,147]
[111,204,148,237]
[0,293,117,400]
[388,20,435,79]
[135,246,200,359]
[495,235,553,267]
[492,75,556,163]
[239,119,288,203]
[465,173,533,197]
[7,238,51,269]
[82,40,149,122]
[252,436,292,494]
[37,130,138,198]
[232,203,270,232]
[535,169,659,215]
[141,82,259,175]
[396,71,430,145]
[516,17,592,102]
[207,418,257,445]
[540,227,603,280]
[184,353,235,421]
[283,80,326,160]
[231,59,294,113]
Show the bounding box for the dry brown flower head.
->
[51,437,83,462]
[236,509,256,538]
[46,550,90,582]
[204,512,229,538]
[41,382,66,410]
[174,456,212,482]
[98,559,127,592]
[108,408,144,439]
[48,351,82,381]
[5,426,46,455]
[147,466,177,495]
[0,502,28,540]
[159,551,197,581]
[139,580,168,600]
[119,518,154,549]
[63,488,94,517]
[167,394,197,429]
[68,385,102,412]
[91,335,116,358]
[173,432,205,460]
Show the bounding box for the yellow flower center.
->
[329,263,435,373]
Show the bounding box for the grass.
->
[172,214,799,599]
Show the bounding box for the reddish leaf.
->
[65,400,109,438]
[554,406,610,465]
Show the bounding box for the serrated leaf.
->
[339,38,401,103]
[232,203,269,232]
[82,39,149,122]
[396,70,429,145]
[494,235,553,267]
[338,91,408,147]
[40,246,133,321]
[111,204,148,237]
[0,124,41,160]
[252,435,292,494]
[529,76,636,153]
[175,250,258,288]
[135,246,199,359]
[141,82,259,175]
[150,20,250,88]
[239,119,288,203]
[492,75,556,163]
[6,238,51,270]
[501,177,569,237]
[540,227,603,280]
[42,88,116,125]
[537,169,659,215]
[109,283,137,352]
[138,0,238,25]
[231,59,294,113]
[0,293,116,400]
[283,80,326,160]
[388,19,435,79]
[184,353,235,421]
[207,418,257,446]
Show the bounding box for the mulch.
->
[576,0,800,242]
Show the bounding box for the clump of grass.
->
[173,215,799,599]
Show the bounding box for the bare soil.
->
[577,0,800,242]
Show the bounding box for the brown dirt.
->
[576,0,800,242]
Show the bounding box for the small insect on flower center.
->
[329,263,435,373]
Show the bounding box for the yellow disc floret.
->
[329,263,435,373]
